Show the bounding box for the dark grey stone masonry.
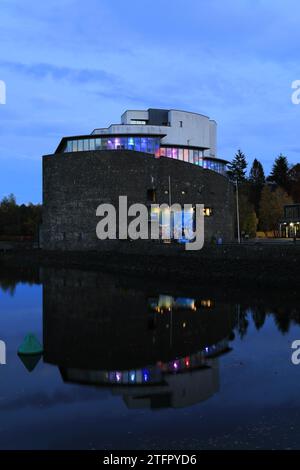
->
[41,150,235,250]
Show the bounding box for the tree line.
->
[227,151,298,237]
[0,194,42,239]
[0,152,298,240]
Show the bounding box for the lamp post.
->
[236,180,241,244]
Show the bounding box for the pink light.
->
[116,372,122,382]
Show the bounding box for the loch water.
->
[0,266,300,450]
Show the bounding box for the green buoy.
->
[18,334,43,356]
[19,353,42,372]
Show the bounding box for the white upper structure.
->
[93,108,217,158]
[58,108,227,175]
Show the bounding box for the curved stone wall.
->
[41,150,235,250]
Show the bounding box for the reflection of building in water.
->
[42,269,236,409]
[60,340,230,409]
[148,294,214,313]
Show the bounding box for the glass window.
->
[193,150,199,165]
[131,119,147,125]
[160,148,166,157]
[183,149,189,162]
[101,138,108,149]
[178,148,183,161]
[72,140,78,152]
[114,138,121,149]
[83,139,89,151]
[128,137,135,150]
[107,139,114,150]
[77,140,83,151]
[134,137,141,151]
[120,137,127,149]
[147,138,155,154]
[89,139,95,151]
[141,138,147,153]
[66,141,72,152]
[155,140,160,157]
[172,148,178,159]
[166,148,172,159]
[95,138,101,150]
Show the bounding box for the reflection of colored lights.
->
[173,361,179,370]
[205,347,209,352]
[185,357,190,367]
[201,299,213,308]
[129,371,136,383]
[116,372,122,382]
[142,369,149,382]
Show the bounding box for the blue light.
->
[142,369,150,382]
[129,371,136,383]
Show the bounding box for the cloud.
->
[0,61,119,85]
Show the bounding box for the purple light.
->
[116,372,122,382]
[173,361,179,370]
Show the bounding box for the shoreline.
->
[1,243,300,290]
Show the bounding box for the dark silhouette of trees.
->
[227,149,247,182]
[0,194,41,238]
[259,186,292,234]
[268,154,290,192]
[288,163,300,202]
[249,158,265,214]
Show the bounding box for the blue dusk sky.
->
[1,0,300,203]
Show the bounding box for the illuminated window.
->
[200,299,213,308]
[141,137,147,153]
[204,207,212,216]
[131,119,147,125]
[171,148,178,159]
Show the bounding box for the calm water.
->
[0,267,300,450]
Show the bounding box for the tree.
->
[239,192,258,238]
[227,149,247,182]
[249,159,265,214]
[0,194,42,238]
[288,163,300,202]
[259,185,292,235]
[268,154,290,191]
